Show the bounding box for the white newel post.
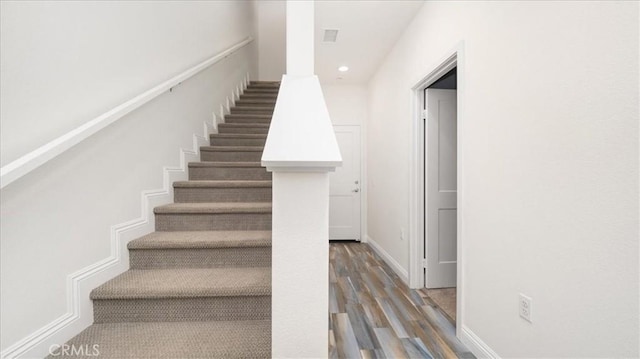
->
[262,1,342,358]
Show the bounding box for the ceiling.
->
[314,0,425,85]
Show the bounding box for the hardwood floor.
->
[329,242,474,359]
[420,288,457,322]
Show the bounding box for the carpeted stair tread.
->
[241,91,278,95]
[154,202,271,214]
[53,82,278,356]
[189,161,263,168]
[48,320,271,358]
[251,81,280,84]
[219,123,270,128]
[241,94,276,97]
[224,114,272,119]
[231,106,274,111]
[236,99,276,104]
[240,95,277,100]
[174,180,271,188]
[188,162,270,181]
[218,124,270,134]
[91,267,271,299]
[210,134,268,139]
[245,86,278,89]
[250,81,280,88]
[128,231,271,249]
[200,146,264,152]
[243,89,279,95]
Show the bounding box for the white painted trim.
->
[261,75,342,173]
[408,47,459,290]
[408,42,466,340]
[460,325,500,358]
[265,163,340,173]
[360,104,368,244]
[0,37,253,189]
[408,86,426,290]
[366,235,409,284]
[455,45,466,340]
[0,76,249,359]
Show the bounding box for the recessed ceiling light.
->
[338,66,349,72]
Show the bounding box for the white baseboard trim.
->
[460,325,500,359]
[365,235,409,284]
[0,74,250,359]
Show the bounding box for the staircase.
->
[51,81,279,358]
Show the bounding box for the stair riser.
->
[218,126,269,134]
[225,114,272,119]
[231,108,273,115]
[229,112,273,118]
[210,137,267,146]
[235,100,276,106]
[189,167,271,181]
[242,89,278,98]
[249,87,279,91]
[224,117,271,124]
[93,296,271,323]
[174,187,272,202]
[129,247,271,269]
[250,83,280,87]
[242,90,278,95]
[155,213,271,231]
[200,151,262,162]
[240,95,277,101]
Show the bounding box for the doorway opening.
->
[329,125,362,241]
[408,46,464,334]
[422,67,458,323]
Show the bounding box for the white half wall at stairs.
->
[0,54,255,359]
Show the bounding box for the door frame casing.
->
[408,42,465,333]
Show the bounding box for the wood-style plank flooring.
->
[420,288,457,322]
[329,243,474,359]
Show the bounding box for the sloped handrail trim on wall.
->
[0,37,253,189]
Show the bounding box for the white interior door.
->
[329,126,361,240]
[425,89,457,288]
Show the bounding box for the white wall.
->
[366,1,638,357]
[323,84,367,243]
[254,0,286,81]
[0,1,256,167]
[322,84,367,126]
[0,1,256,355]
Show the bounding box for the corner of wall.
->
[365,235,408,284]
[460,325,500,359]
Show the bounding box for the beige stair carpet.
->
[50,81,279,358]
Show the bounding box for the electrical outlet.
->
[519,293,532,323]
[400,228,405,241]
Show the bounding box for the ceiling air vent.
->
[323,29,339,43]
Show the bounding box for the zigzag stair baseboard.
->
[1,75,253,359]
